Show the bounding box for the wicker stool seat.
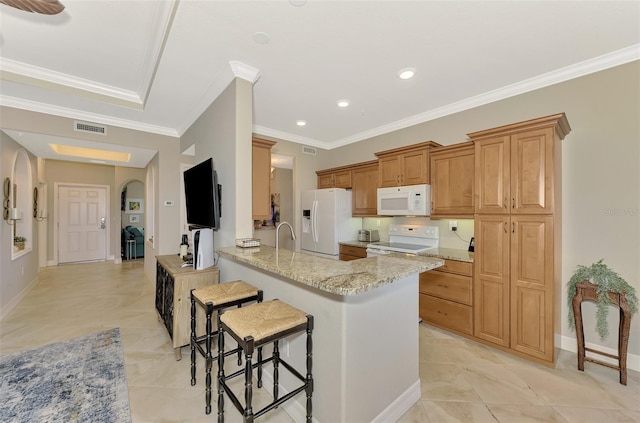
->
[191,280,263,414]
[217,299,313,422]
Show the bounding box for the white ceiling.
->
[1,0,639,167]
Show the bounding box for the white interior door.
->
[58,185,107,264]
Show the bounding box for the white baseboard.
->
[47,259,57,267]
[114,257,122,264]
[556,333,640,372]
[371,379,421,423]
[258,371,419,423]
[0,275,38,321]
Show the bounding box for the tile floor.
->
[1,260,638,423]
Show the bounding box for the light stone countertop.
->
[217,245,443,296]
[338,240,372,248]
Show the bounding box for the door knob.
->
[100,217,106,229]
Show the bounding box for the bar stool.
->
[191,281,263,414]
[217,299,313,423]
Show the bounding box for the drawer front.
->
[420,294,473,335]
[420,271,472,305]
[438,259,473,276]
[339,244,367,258]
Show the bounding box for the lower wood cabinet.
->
[420,258,473,335]
[474,214,555,362]
[156,254,220,360]
[339,244,367,261]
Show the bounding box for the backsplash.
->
[364,216,474,250]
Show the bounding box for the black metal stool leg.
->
[244,337,255,423]
[306,316,314,422]
[217,313,225,423]
[257,346,263,388]
[190,290,197,386]
[273,340,280,402]
[205,305,213,414]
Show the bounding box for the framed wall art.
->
[126,198,144,214]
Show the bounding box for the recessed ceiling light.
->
[337,99,350,108]
[253,32,270,44]
[289,0,307,6]
[398,68,416,80]
[296,120,307,127]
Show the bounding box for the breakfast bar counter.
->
[216,246,443,423]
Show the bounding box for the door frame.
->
[52,182,111,266]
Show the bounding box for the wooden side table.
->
[156,254,220,360]
[571,281,631,385]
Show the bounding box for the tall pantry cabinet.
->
[469,114,571,364]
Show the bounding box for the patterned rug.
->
[0,328,131,423]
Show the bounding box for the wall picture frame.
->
[129,215,140,223]
[126,198,144,214]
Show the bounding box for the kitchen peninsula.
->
[216,245,443,423]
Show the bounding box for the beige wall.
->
[0,132,40,315]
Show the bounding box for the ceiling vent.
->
[74,120,107,136]
[302,146,316,156]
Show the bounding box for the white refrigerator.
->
[301,188,358,257]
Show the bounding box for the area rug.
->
[0,328,131,423]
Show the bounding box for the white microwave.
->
[377,184,430,216]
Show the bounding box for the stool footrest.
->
[584,347,619,361]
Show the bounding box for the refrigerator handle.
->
[312,200,318,242]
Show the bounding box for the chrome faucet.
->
[275,221,296,251]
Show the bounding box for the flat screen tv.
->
[184,158,221,229]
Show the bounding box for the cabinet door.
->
[352,164,378,216]
[334,170,352,188]
[511,128,554,214]
[431,147,474,217]
[252,139,275,219]
[317,173,334,189]
[378,155,401,187]
[475,136,510,214]
[474,215,510,346]
[510,216,554,361]
[402,149,428,185]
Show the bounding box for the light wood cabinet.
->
[420,258,473,335]
[252,137,276,220]
[472,116,569,215]
[351,160,379,216]
[316,168,352,189]
[155,254,220,360]
[316,160,379,216]
[339,244,367,261]
[473,215,510,347]
[469,113,570,365]
[430,141,475,218]
[375,141,441,187]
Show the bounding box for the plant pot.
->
[14,242,24,251]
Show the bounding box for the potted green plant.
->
[567,259,638,339]
[13,236,26,250]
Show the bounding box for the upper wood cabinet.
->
[317,168,352,189]
[351,161,379,216]
[430,142,475,218]
[252,137,276,220]
[316,160,379,216]
[470,114,570,215]
[375,141,441,187]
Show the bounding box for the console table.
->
[571,281,631,385]
[155,254,219,360]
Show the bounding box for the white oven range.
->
[366,224,439,257]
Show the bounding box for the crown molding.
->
[229,61,261,84]
[252,125,330,150]
[1,95,179,137]
[328,44,640,149]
